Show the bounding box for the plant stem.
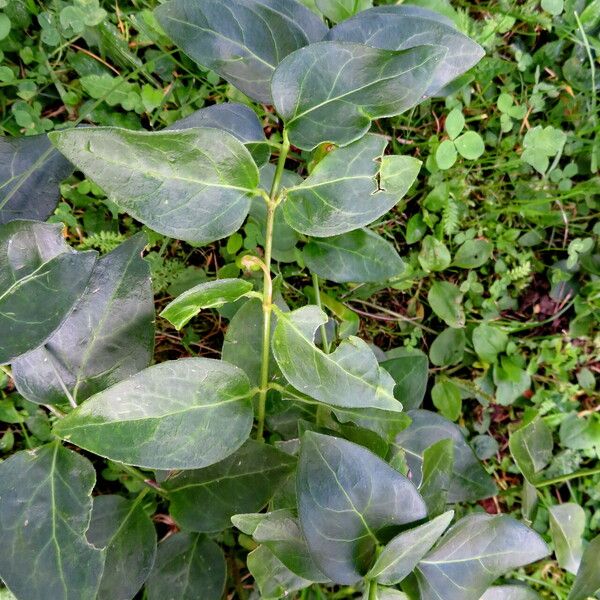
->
[115,462,169,497]
[256,129,290,441]
[312,273,330,353]
[367,579,378,600]
[536,465,600,488]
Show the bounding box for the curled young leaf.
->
[272,41,446,150]
[284,135,421,236]
[272,305,402,411]
[50,127,260,245]
[155,0,327,103]
[54,358,255,470]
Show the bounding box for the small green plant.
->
[2,1,597,599]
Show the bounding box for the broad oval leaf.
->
[0,134,74,224]
[416,514,549,600]
[568,533,600,600]
[480,585,541,600]
[394,409,498,502]
[13,234,154,405]
[316,0,371,22]
[297,432,427,584]
[164,440,296,532]
[0,443,104,600]
[0,220,97,365]
[509,417,553,485]
[272,42,446,150]
[453,238,493,269]
[87,494,157,600]
[161,278,253,330]
[155,0,328,104]
[284,135,420,236]
[428,280,465,328]
[367,511,454,585]
[303,228,404,283]
[49,127,260,245]
[548,503,585,575]
[272,305,402,411]
[145,533,225,600]
[331,406,411,443]
[53,358,254,469]
[381,347,429,411]
[166,102,270,166]
[326,5,484,97]
[419,438,454,516]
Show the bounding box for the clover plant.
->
[0,1,555,599]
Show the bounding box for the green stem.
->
[535,465,600,488]
[312,273,330,354]
[116,463,169,497]
[367,579,378,600]
[256,130,291,442]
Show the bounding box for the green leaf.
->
[164,440,295,532]
[394,410,497,502]
[297,432,427,584]
[431,378,461,421]
[418,235,451,272]
[435,139,457,170]
[509,417,553,484]
[521,126,567,175]
[161,278,253,330]
[428,281,465,328]
[272,306,402,411]
[330,406,411,443]
[0,220,97,364]
[452,239,493,268]
[548,503,585,575]
[454,131,485,159]
[494,356,531,405]
[419,438,454,515]
[381,348,429,411]
[445,108,465,140]
[316,0,371,22]
[247,545,312,599]
[568,534,600,600]
[480,585,541,600]
[272,42,446,149]
[87,495,157,600]
[49,127,260,245]
[243,509,328,581]
[12,234,154,405]
[167,102,270,167]
[326,5,484,97]
[54,358,254,469]
[155,0,327,103]
[146,533,225,600]
[0,134,74,224]
[303,228,405,283]
[283,134,421,236]
[367,511,454,584]
[472,323,508,363]
[416,514,549,600]
[541,0,564,15]
[0,443,104,600]
[430,327,466,366]
[559,413,600,450]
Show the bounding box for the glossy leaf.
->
[49,127,260,245]
[166,102,269,166]
[381,348,429,411]
[480,585,541,600]
[87,494,157,600]
[316,0,371,22]
[568,534,600,600]
[161,278,253,330]
[416,514,549,600]
[419,438,454,515]
[548,503,585,574]
[394,410,497,502]
[326,5,484,97]
[297,432,427,584]
[0,134,74,224]
[284,135,420,236]
[146,533,225,600]
[367,511,454,585]
[54,358,254,469]
[0,443,104,600]
[303,228,405,283]
[247,545,312,599]
[331,406,411,442]
[509,417,553,484]
[431,378,462,421]
[164,440,295,532]
[272,42,446,149]
[155,0,328,103]
[13,234,154,405]
[272,306,402,411]
[0,220,97,365]
[428,280,465,328]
